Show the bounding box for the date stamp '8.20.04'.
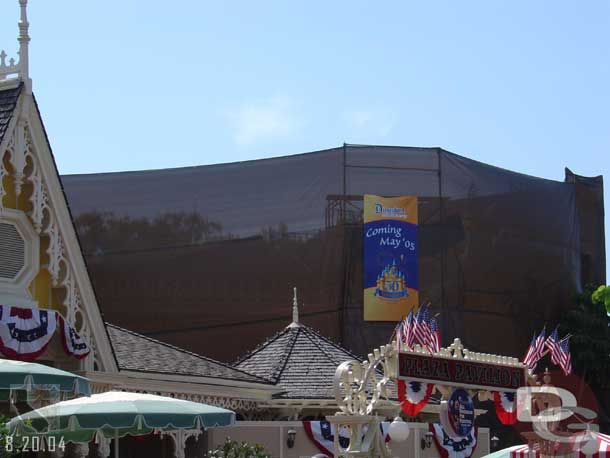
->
[1,435,66,453]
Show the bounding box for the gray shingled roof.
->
[235,323,364,399]
[106,323,272,385]
[0,83,22,146]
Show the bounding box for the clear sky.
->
[1,1,608,279]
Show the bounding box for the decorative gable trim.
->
[0,89,117,372]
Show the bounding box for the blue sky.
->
[1,1,608,278]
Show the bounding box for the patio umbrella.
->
[0,358,90,397]
[8,390,236,456]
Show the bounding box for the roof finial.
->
[288,287,300,328]
[0,0,30,89]
[18,0,31,92]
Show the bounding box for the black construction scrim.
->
[60,145,605,363]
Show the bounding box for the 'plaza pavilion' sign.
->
[398,352,527,392]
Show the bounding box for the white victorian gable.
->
[0,79,117,373]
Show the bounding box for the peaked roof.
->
[106,323,272,385]
[235,322,362,399]
[0,82,22,146]
[0,82,118,372]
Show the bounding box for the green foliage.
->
[74,210,226,254]
[559,285,610,389]
[0,416,21,458]
[592,285,610,315]
[208,438,271,458]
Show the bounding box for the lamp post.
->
[326,342,407,458]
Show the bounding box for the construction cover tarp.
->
[60,145,605,362]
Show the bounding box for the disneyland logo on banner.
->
[374,202,407,219]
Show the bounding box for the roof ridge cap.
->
[271,327,301,382]
[105,322,269,383]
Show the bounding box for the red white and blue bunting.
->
[494,391,517,425]
[430,423,478,458]
[0,306,57,361]
[397,379,434,416]
[59,315,90,359]
[0,305,89,361]
[303,420,390,458]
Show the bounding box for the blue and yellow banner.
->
[364,195,418,321]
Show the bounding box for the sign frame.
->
[398,351,528,393]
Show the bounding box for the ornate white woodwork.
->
[0,50,19,80]
[162,430,202,458]
[8,120,29,198]
[401,337,524,368]
[0,118,96,369]
[46,216,65,287]
[28,166,48,233]
[0,154,7,208]
[114,387,259,414]
[0,0,31,92]
[333,342,397,416]
[329,343,400,458]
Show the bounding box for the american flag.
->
[522,333,537,369]
[395,321,403,351]
[427,317,441,353]
[413,306,432,350]
[557,338,572,375]
[404,310,414,349]
[523,327,546,370]
[545,326,561,366]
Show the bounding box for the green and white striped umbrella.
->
[8,390,235,443]
[0,358,90,396]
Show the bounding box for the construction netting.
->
[60,145,605,362]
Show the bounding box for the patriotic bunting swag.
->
[397,379,434,416]
[494,391,517,425]
[303,420,390,458]
[0,306,57,361]
[430,423,478,458]
[0,305,89,361]
[59,315,90,359]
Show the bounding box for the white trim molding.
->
[0,89,118,373]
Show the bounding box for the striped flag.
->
[395,321,403,351]
[427,317,441,353]
[413,306,432,350]
[523,327,546,370]
[523,333,538,369]
[557,337,572,375]
[545,326,561,366]
[404,310,414,349]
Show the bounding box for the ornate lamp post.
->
[326,342,408,458]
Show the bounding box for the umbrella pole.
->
[114,430,119,458]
